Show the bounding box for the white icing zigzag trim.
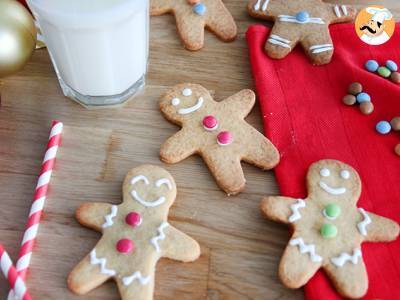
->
[290,238,323,263]
[268,34,291,49]
[331,248,362,267]
[357,208,371,236]
[102,205,118,228]
[122,271,151,286]
[90,249,116,276]
[288,199,306,223]
[151,222,169,253]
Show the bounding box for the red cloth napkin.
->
[247,23,400,299]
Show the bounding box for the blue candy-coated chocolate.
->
[364,60,379,72]
[193,3,206,16]
[356,92,371,103]
[295,11,310,22]
[386,60,398,72]
[376,121,391,135]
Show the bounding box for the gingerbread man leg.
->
[265,23,300,59]
[324,260,368,299]
[299,30,334,65]
[279,242,322,288]
[203,152,245,195]
[176,17,205,50]
[68,255,111,295]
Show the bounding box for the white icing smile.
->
[130,175,172,207]
[319,181,346,195]
[178,97,204,115]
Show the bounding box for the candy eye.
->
[172,98,180,106]
[340,170,350,179]
[182,88,192,97]
[320,168,330,177]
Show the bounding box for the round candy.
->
[347,82,363,95]
[376,121,391,135]
[390,72,400,84]
[323,203,341,219]
[295,11,309,23]
[217,131,233,146]
[356,92,371,103]
[364,60,379,72]
[378,66,391,78]
[395,144,400,156]
[126,212,142,227]
[203,115,218,131]
[359,101,374,115]
[386,60,398,72]
[116,239,134,254]
[193,3,206,15]
[342,95,356,106]
[320,223,338,239]
[390,117,400,131]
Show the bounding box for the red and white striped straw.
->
[0,244,32,300]
[8,120,63,300]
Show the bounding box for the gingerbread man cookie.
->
[261,159,399,298]
[68,165,200,300]
[247,0,357,65]
[151,0,237,50]
[159,83,280,195]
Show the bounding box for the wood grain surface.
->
[0,1,399,299]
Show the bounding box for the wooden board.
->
[0,1,398,299]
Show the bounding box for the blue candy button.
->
[296,11,310,22]
[376,121,391,135]
[193,3,206,16]
[356,92,371,103]
[386,60,398,72]
[364,60,379,72]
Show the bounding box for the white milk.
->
[27,0,149,107]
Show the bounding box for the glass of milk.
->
[27,0,149,108]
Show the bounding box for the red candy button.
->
[217,131,233,146]
[203,115,218,131]
[126,212,142,227]
[116,239,134,254]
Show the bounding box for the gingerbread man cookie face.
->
[261,160,399,299]
[151,0,237,50]
[160,83,280,195]
[68,165,200,300]
[247,0,357,65]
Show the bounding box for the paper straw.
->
[8,121,63,300]
[0,244,32,300]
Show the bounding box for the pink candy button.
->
[126,212,142,227]
[116,239,134,254]
[217,131,233,146]
[203,115,218,131]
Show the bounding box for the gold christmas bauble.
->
[0,0,37,78]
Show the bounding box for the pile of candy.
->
[365,59,400,84]
[376,117,400,156]
[342,82,374,115]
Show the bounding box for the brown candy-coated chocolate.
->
[348,82,363,95]
[359,101,374,115]
[342,94,357,106]
[395,144,400,156]
[390,117,400,131]
[391,72,400,84]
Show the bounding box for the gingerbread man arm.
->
[361,211,400,242]
[324,3,357,24]
[160,128,200,163]
[220,89,255,119]
[247,0,285,20]
[323,259,368,299]
[76,203,114,232]
[150,0,174,15]
[205,2,237,42]
[162,225,201,262]
[260,196,303,224]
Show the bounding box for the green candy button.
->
[324,203,341,219]
[321,223,338,239]
[378,66,391,78]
